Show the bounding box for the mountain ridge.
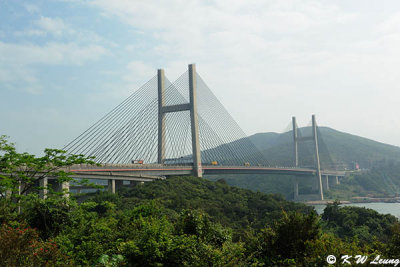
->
[206,127,400,199]
[248,126,400,169]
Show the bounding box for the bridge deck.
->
[68,164,345,180]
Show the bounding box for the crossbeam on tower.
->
[157,64,202,177]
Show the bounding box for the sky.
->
[1,0,400,155]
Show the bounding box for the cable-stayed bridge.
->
[62,64,345,201]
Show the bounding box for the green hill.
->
[4,176,399,266]
[206,127,400,199]
[116,176,313,232]
[250,127,400,169]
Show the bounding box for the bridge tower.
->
[157,64,202,177]
[292,117,299,200]
[292,115,324,200]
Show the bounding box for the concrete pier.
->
[312,115,324,200]
[292,117,298,167]
[39,177,48,199]
[108,179,124,193]
[291,115,324,201]
[108,179,116,193]
[60,181,70,198]
[157,64,202,177]
[325,175,329,191]
[157,69,166,164]
[188,64,202,178]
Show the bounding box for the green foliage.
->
[246,211,321,265]
[0,198,19,224]
[386,223,400,257]
[0,135,96,205]
[54,201,250,266]
[326,162,400,199]
[207,174,297,199]
[20,195,78,239]
[0,222,74,266]
[211,127,400,199]
[1,135,397,265]
[1,175,394,266]
[97,254,125,267]
[175,209,232,247]
[117,176,312,236]
[244,211,374,266]
[322,201,398,244]
[55,202,121,265]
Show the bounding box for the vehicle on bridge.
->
[131,160,144,164]
[211,161,218,165]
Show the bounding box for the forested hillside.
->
[2,176,400,266]
[249,127,400,169]
[206,127,400,199]
[115,176,312,233]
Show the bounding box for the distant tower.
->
[292,115,324,200]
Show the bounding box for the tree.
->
[0,135,95,213]
[387,222,400,257]
[246,211,321,265]
[0,222,74,266]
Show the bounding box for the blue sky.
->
[1,0,400,155]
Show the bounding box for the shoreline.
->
[305,197,400,205]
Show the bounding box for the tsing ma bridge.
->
[60,64,345,201]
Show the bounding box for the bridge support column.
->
[312,115,324,200]
[325,175,329,191]
[292,117,298,167]
[39,177,48,199]
[157,64,202,177]
[108,179,123,193]
[335,176,340,185]
[59,181,69,198]
[62,182,70,197]
[157,69,166,164]
[189,64,202,178]
[108,179,115,194]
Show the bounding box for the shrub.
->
[0,222,74,266]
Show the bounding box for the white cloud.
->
[80,0,400,146]
[14,17,70,38]
[16,16,105,45]
[376,11,400,34]
[124,61,155,82]
[5,0,400,149]
[17,29,46,37]
[0,41,107,93]
[24,3,40,14]
[36,16,74,37]
[0,41,106,66]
